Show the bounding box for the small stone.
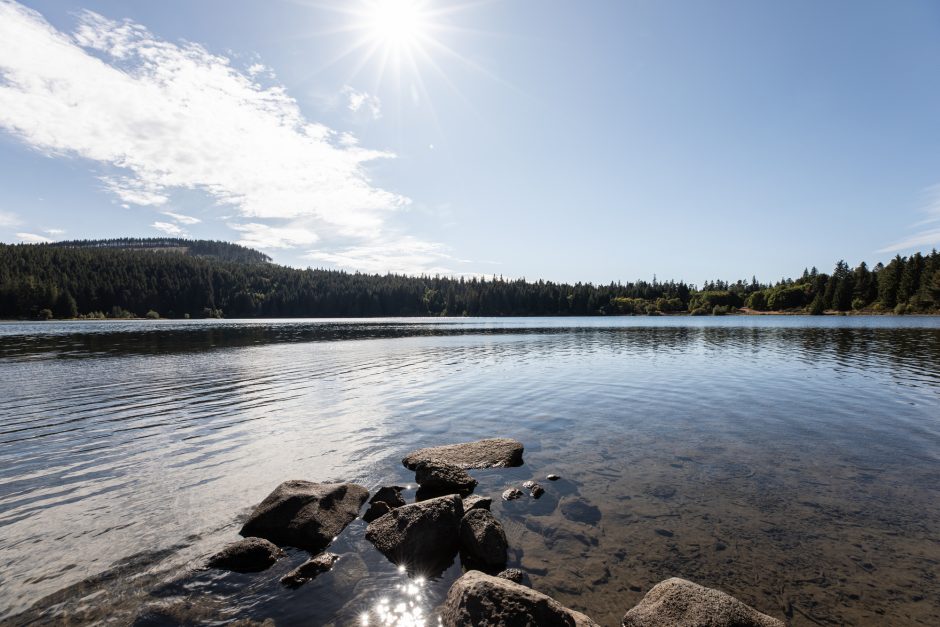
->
[206,537,285,572]
[502,488,523,501]
[497,568,526,584]
[546,474,560,481]
[280,552,340,587]
[462,494,492,511]
[526,482,545,498]
[522,480,536,490]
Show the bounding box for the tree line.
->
[0,239,938,319]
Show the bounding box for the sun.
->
[365,0,430,49]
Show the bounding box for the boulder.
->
[621,578,785,627]
[402,438,524,470]
[462,494,492,512]
[206,537,285,572]
[363,485,406,523]
[441,570,600,627]
[459,509,508,570]
[280,552,340,587]
[415,460,477,495]
[365,494,463,573]
[239,480,369,552]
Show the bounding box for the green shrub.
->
[145,310,160,319]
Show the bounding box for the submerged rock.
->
[415,460,478,495]
[239,480,369,553]
[280,552,340,587]
[459,509,508,570]
[441,570,600,627]
[560,498,602,525]
[462,494,492,512]
[365,494,463,573]
[621,578,785,627]
[206,537,285,572]
[502,488,524,501]
[523,481,545,498]
[402,438,524,470]
[363,486,406,523]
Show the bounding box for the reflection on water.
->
[1,317,939,626]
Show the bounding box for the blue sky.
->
[1,0,938,284]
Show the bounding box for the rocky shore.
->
[205,438,786,626]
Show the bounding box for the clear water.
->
[1,317,939,626]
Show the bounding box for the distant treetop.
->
[44,238,271,264]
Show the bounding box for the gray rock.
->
[239,480,369,552]
[621,578,785,627]
[547,474,560,481]
[441,570,600,627]
[502,488,523,501]
[363,486,406,522]
[462,494,492,511]
[524,481,545,498]
[365,494,463,573]
[415,460,478,495]
[206,537,285,572]
[402,438,524,470]
[280,552,340,587]
[459,509,508,569]
[560,498,601,525]
[496,568,526,584]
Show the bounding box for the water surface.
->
[1,317,939,626]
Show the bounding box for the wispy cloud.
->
[305,236,468,275]
[151,221,186,236]
[161,211,200,225]
[229,222,319,249]
[0,2,464,269]
[879,185,940,253]
[342,85,382,120]
[0,210,21,227]
[44,228,65,236]
[16,232,52,243]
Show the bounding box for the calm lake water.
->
[1,317,939,626]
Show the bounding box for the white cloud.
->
[879,186,940,253]
[16,231,52,243]
[304,236,467,275]
[229,222,319,249]
[343,85,382,120]
[0,2,407,237]
[44,228,65,235]
[0,210,21,227]
[151,221,186,236]
[161,210,200,225]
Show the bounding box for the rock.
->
[459,509,508,570]
[280,552,340,587]
[239,480,369,552]
[415,460,478,495]
[560,498,601,525]
[462,494,492,511]
[206,537,285,572]
[524,481,545,498]
[496,568,526,584]
[402,438,524,470]
[441,570,600,627]
[363,486,406,522]
[621,578,785,627]
[365,494,463,573]
[547,474,560,481]
[502,488,523,501]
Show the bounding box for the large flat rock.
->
[622,578,785,627]
[441,570,600,627]
[402,438,524,470]
[239,480,368,553]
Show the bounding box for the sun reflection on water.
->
[359,571,441,626]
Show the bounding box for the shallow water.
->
[1,316,939,626]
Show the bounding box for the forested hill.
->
[48,238,271,264]
[0,240,938,319]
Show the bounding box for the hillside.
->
[0,240,938,319]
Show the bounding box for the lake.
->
[1,316,939,626]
